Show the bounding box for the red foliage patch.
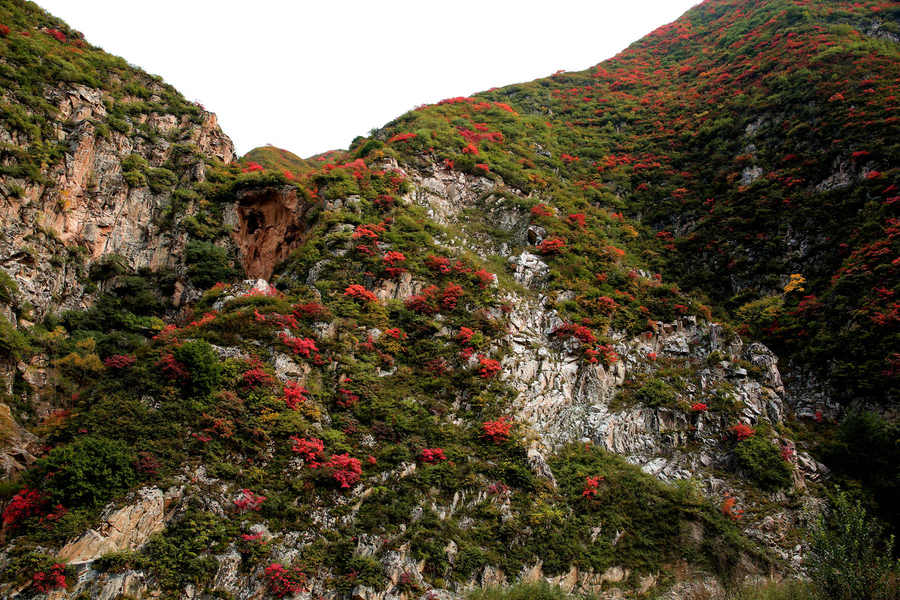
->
[32,564,66,593]
[344,284,378,303]
[265,563,307,598]
[290,436,324,466]
[326,453,362,488]
[283,382,309,410]
[538,238,566,254]
[481,417,512,443]
[44,28,66,43]
[531,203,553,217]
[420,448,447,463]
[103,354,136,369]
[582,475,604,498]
[730,423,755,441]
[2,488,47,527]
[242,367,274,389]
[279,333,319,358]
[388,132,417,143]
[234,489,266,513]
[477,355,501,378]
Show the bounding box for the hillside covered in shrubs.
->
[0,0,897,599]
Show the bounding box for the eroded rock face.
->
[229,186,319,280]
[0,83,234,317]
[58,487,182,565]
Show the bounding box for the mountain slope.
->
[0,1,896,599]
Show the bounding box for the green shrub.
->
[467,582,598,600]
[147,167,177,193]
[139,509,235,591]
[185,241,239,290]
[172,340,222,398]
[121,153,149,187]
[823,411,899,534]
[727,579,814,600]
[632,377,678,408]
[733,435,792,491]
[0,315,29,360]
[30,436,137,507]
[0,269,17,306]
[806,491,898,600]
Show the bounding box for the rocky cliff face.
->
[0,82,234,318]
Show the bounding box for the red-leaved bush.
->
[283,382,309,410]
[383,251,406,266]
[425,254,451,274]
[290,436,324,467]
[478,355,501,378]
[388,132,417,143]
[730,423,755,441]
[32,564,66,593]
[473,269,495,288]
[234,489,266,513]
[481,417,512,443]
[44,28,66,42]
[158,354,189,382]
[0,24,10,37]
[538,238,566,254]
[326,453,362,488]
[242,367,273,388]
[265,563,307,598]
[420,448,447,463]
[103,354,136,369]
[344,284,377,303]
[582,475,604,497]
[691,403,708,412]
[531,203,553,217]
[2,488,46,527]
[279,333,319,358]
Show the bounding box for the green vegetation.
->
[185,241,240,290]
[467,582,599,600]
[806,491,898,600]
[733,435,793,491]
[28,435,136,507]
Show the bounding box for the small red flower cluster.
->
[32,564,66,593]
[538,238,566,254]
[477,355,501,378]
[234,489,266,513]
[730,423,755,441]
[690,403,708,412]
[278,333,319,359]
[103,354,136,369]
[265,563,307,598]
[290,436,324,466]
[582,475,604,497]
[420,448,447,463]
[283,382,309,410]
[344,284,378,303]
[481,417,512,443]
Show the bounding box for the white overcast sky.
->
[39,1,699,158]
